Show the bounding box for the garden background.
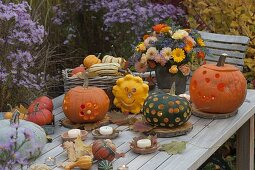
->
[0,0,254,169]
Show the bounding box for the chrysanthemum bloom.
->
[184,36,196,46]
[154,54,167,66]
[152,24,168,33]
[161,47,172,60]
[178,64,191,76]
[140,54,147,64]
[135,61,148,73]
[172,48,185,63]
[197,37,205,46]
[146,47,158,60]
[172,29,189,39]
[144,36,158,47]
[184,44,193,53]
[169,65,178,74]
[136,43,146,52]
[143,34,150,40]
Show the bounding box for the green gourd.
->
[98,160,113,170]
[143,92,191,128]
[0,110,47,160]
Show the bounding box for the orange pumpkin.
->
[83,55,101,68]
[62,86,110,123]
[190,55,247,113]
[92,139,117,161]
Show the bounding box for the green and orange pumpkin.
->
[143,92,191,128]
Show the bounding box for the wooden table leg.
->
[237,115,254,170]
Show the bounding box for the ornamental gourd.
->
[28,96,53,113]
[190,54,247,113]
[63,76,110,123]
[143,92,191,127]
[102,55,126,68]
[92,139,117,161]
[64,155,92,170]
[83,55,101,68]
[0,111,47,160]
[112,74,149,114]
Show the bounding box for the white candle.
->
[137,139,151,148]
[67,129,81,138]
[179,94,190,101]
[117,165,129,170]
[99,126,113,135]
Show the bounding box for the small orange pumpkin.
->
[71,66,85,76]
[83,55,101,68]
[190,54,247,113]
[62,84,110,123]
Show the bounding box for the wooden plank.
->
[207,48,246,60]
[198,31,250,44]
[206,53,244,65]
[204,41,248,52]
[236,115,254,170]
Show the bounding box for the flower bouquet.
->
[130,23,207,94]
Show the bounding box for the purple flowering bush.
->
[85,0,187,57]
[0,1,47,110]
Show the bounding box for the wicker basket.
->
[62,69,122,92]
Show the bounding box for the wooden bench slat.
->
[205,54,244,66]
[207,48,246,59]
[205,41,248,52]
[198,31,250,44]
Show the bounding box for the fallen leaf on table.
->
[108,111,129,125]
[160,141,187,155]
[129,121,154,133]
[13,104,28,114]
[74,136,93,158]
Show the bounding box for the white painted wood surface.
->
[36,90,255,170]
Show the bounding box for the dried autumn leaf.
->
[129,121,154,133]
[160,141,187,155]
[108,111,129,125]
[13,104,28,115]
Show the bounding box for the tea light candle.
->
[137,139,151,148]
[117,165,129,170]
[99,126,113,135]
[45,156,56,166]
[67,129,81,138]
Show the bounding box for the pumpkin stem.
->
[10,109,20,125]
[97,53,101,58]
[217,53,227,67]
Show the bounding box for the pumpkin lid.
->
[202,64,239,72]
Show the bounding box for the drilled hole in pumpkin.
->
[215,73,220,78]
[80,104,85,109]
[217,83,225,91]
[80,111,85,116]
[211,95,215,100]
[203,70,207,74]
[205,78,210,83]
[191,80,197,90]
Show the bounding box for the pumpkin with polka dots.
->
[143,93,191,128]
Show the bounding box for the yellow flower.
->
[172,29,189,39]
[160,26,171,33]
[169,65,178,74]
[172,48,185,63]
[136,43,146,52]
[184,44,193,53]
[197,38,205,46]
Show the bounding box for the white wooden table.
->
[36,89,255,170]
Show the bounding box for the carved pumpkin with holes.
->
[62,86,110,123]
[190,56,247,113]
[112,74,149,114]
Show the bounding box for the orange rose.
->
[143,34,150,40]
[152,24,168,33]
[178,64,191,76]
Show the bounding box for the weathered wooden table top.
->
[35,89,255,170]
